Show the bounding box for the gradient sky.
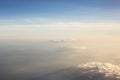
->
[0,0,120,25]
[0,0,120,41]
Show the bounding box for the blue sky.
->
[0,0,120,42]
[0,0,120,23]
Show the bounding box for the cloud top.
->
[30,62,120,80]
[77,62,120,79]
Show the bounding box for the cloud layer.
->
[77,62,120,79]
[36,62,120,80]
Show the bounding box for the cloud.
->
[49,40,65,43]
[36,62,120,80]
[49,38,78,43]
[77,62,120,79]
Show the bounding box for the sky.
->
[0,1,120,80]
[0,0,120,25]
[0,0,120,41]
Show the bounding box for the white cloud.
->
[49,40,65,43]
[77,62,120,79]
